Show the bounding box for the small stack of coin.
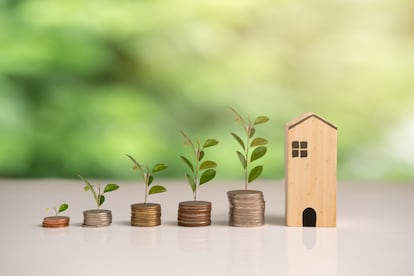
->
[131,203,161,227]
[178,201,212,227]
[228,190,265,227]
[83,209,112,227]
[42,216,70,228]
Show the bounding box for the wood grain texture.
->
[285,113,337,227]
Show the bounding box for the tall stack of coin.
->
[83,209,112,227]
[228,190,265,227]
[131,203,161,227]
[178,201,212,227]
[42,216,70,228]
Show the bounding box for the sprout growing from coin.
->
[43,203,70,228]
[230,107,270,190]
[179,130,219,201]
[125,154,168,204]
[46,203,69,216]
[78,175,120,209]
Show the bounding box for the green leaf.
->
[229,107,246,126]
[126,154,145,178]
[200,160,217,170]
[126,154,141,169]
[179,130,193,147]
[198,150,205,161]
[58,203,68,213]
[251,137,268,147]
[200,169,216,185]
[152,163,168,173]
[148,175,154,186]
[250,146,267,162]
[180,155,194,173]
[98,195,105,207]
[254,116,270,125]
[203,139,219,148]
[237,151,247,169]
[249,127,256,138]
[248,165,263,183]
[148,185,167,195]
[79,175,98,203]
[80,175,93,191]
[231,132,245,150]
[186,173,196,192]
[103,184,119,193]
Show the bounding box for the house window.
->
[292,141,308,158]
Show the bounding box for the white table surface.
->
[0,179,413,276]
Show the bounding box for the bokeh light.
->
[1,0,414,180]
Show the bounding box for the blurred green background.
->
[1,0,414,181]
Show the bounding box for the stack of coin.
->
[131,203,161,227]
[83,209,112,227]
[178,201,212,227]
[42,216,70,228]
[228,190,265,227]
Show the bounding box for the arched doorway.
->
[302,208,316,227]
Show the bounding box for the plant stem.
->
[53,207,57,216]
[230,108,251,190]
[97,184,101,209]
[79,175,99,208]
[194,146,200,201]
[180,131,203,201]
[230,107,246,126]
[245,125,251,190]
[144,169,149,204]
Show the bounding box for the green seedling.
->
[179,130,219,201]
[126,154,168,204]
[230,107,270,190]
[78,175,119,209]
[46,203,69,216]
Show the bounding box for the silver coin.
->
[83,209,112,227]
[228,190,266,227]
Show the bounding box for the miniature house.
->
[285,112,337,227]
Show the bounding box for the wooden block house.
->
[285,112,337,227]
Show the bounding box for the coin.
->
[42,216,70,228]
[177,201,212,227]
[178,201,211,210]
[177,220,211,227]
[178,213,211,218]
[228,190,265,227]
[83,209,112,227]
[131,203,161,227]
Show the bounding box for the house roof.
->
[286,112,337,130]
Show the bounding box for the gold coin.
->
[131,217,161,221]
[178,220,211,227]
[130,203,162,227]
[179,201,211,210]
[178,213,211,218]
[177,201,212,227]
[131,203,160,208]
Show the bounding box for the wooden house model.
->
[285,112,337,227]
